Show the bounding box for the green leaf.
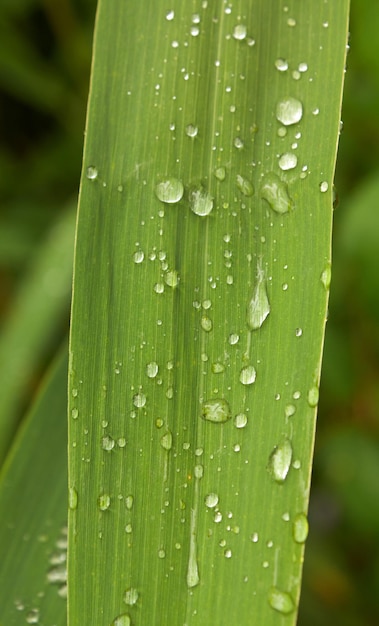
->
[0,349,67,625]
[69,2,349,625]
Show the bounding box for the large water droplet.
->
[155,178,184,204]
[146,361,159,378]
[268,587,295,614]
[307,386,319,407]
[102,435,115,451]
[205,493,219,508]
[189,186,214,216]
[124,587,139,606]
[276,97,303,126]
[260,172,293,214]
[278,152,298,171]
[202,398,231,423]
[165,270,179,288]
[236,174,254,197]
[239,365,256,385]
[293,513,309,543]
[267,439,293,483]
[247,260,270,330]
[133,393,146,408]
[233,24,247,40]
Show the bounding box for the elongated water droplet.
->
[307,386,319,407]
[239,365,256,385]
[276,97,303,126]
[319,181,329,193]
[293,513,309,543]
[260,172,293,214]
[202,398,231,423]
[69,487,78,510]
[160,431,173,450]
[321,264,331,290]
[267,439,292,483]
[187,508,200,588]
[111,614,131,626]
[124,587,139,606]
[268,587,295,614]
[247,260,270,330]
[236,174,254,197]
[155,178,184,204]
[189,185,213,216]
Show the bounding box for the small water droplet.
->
[194,464,204,478]
[71,408,78,420]
[155,178,184,204]
[260,172,293,214]
[307,385,319,407]
[251,532,259,543]
[160,431,173,451]
[185,124,198,137]
[202,398,231,423]
[69,487,78,510]
[224,548,232,558]
[239,365,256,385]
[293,513,309,543]
[234,137,244,149]
[267,439,293,483]
[298,62,308,72]
[86,166,98,180]
[111,614,131,626]
[275,58,288,71]
[295,327,303,337]
[228,333,239,345]
[321,264,331,290]
[98,493,111,511]
[319,181,329,193]
[278,152,298,171]
[133,393,146,408]
[166,9,174,21]
[276,97,303,126]
[102,435,115,451]
[233,24,247,40]
[287,17,296,27]
[124,587,139,606]
[236,174,254,196]
[234,413,248,428]
[214,166,226,181]
[285,404,296,418]
[268,587,295,614]
[247,260,270,330]
[201,316,213,332]
[189,185,214,216]
[205,493,219,508]
[165,270,179,288]
[26,608,40,624]
[125,523,133,534]
[211,362,225,374]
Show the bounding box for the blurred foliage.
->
[0,0,378,624]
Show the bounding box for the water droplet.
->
[185,124,198,137]
[194,464,204,478]
[111,614,131,626]
[214,166,226,181]
[146,361,158,378]
[233,24,247,40]
[236,174,254,197]
[125,523,133,534]
[190,25,200,36]
[86,166,98,180]
[102,435,115,451]
[201,316,213,332]
[154,282,164,294]
[211,362,225,374]
[234,137,244,149]
[321,264,331,290]
[239,365,256,385]
[307,386,319,407]
[160,431,173,451]
[72,388,78,397]
[224,548,232,558]
[293,513,309,543]
[278,152,298,171]
[267,439,293,483]
[155,178,184,204]
[228,333,239,345]
[165,270,179,288]
[98,493,111,511]
[298,62,308,72]
[268,587,295,614]
[202,398,231,423]
[234,413,248,428]
[287,17,296,27]
[319,181,329,193]
[260,172,293,214]
[189,185,213,216]
[124,587,139,606]
[133,250,144,264]
[295,327,303,337]
[26,608,40,624]
[69,487,78,510]
[205,493,219,508]
[133,393,146,408]
[285,404,296,418]
[247,260,270,330]
[71,408,78,420]
[251,532,259,542]
[166,9,174,20]
[275,58,288,71]
[276,97,303,126]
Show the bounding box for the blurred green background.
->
[0,1,378,624]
